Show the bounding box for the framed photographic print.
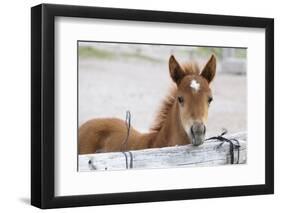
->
[31,3,274,209]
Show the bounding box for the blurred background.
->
[78,42,247,137]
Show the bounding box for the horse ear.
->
[201,54,216,83]
[169,55,185,84]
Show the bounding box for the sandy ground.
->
[78,57,247,138]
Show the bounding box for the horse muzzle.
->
[190,122,206,146]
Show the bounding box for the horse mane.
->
[150,61,200,132]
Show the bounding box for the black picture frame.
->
[31,3,274,209]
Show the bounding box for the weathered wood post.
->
[79,132,247,172]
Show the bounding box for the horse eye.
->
[208,97,213,104]
[178,96,184,104]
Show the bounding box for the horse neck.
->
[153,102,190,147]
[138,132,158,148]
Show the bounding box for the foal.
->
[79,55,216,154]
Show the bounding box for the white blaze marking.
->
[190,79,200,92]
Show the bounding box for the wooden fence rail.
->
[79,132,247,172]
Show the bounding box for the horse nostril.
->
[190,122,206,146]
[191,122,206,135]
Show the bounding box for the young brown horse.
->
[79,55,216,154]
